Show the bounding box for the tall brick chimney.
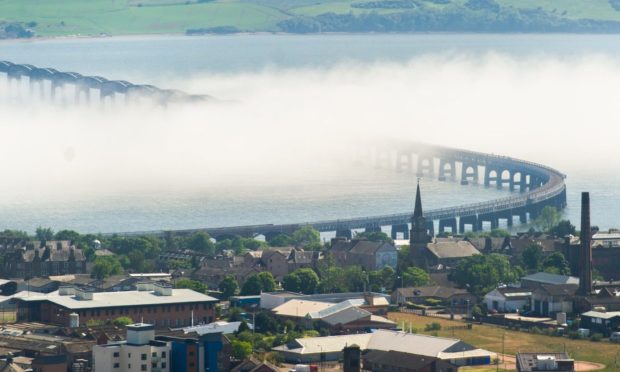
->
[578,192,592,296]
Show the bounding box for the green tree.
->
[0,229,29,240]
[283,268,320,294]
[113,316,133,326]
[54,229,81,242]
[241,275,263,295]
[91,256,123,279]
[343,266,369,292]
[175,278,208,294]
[521,244,543,272]
[231,340,252,359]
[257,272,277,292]
[291,226,320,247]
[355,231,394,244]
[402,266,430,287]
[187,232,215,256]
[450,254,521,296]
[35,226,54,241]
[219,275,239,299]
[542,252,571,275]
[228,307,243,322]
[550,220,577,237]
[268,234,292,247]
[535,206,561,232]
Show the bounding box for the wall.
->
[38,301,216,328]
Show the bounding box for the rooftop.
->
[522,272,579,286]
[426,240,480,259]
[16,288,218,309]
[274,330,494,360]
[273,299,333,318]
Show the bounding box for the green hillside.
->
[2,0,620,37]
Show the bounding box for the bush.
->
[424,322,442,331]
[113,316,133,327]
[590,333,603,342]
[568,331,583,340]
[425,298,442,307]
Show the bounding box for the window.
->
[128,364,131,369]
[141,365,147,371]
[113,352,120,358]
[113,363,119,368]
[128,353,131,358]
[152,352,157,357]
[161,352,166,358]
[141,354,147,361]
[162,363,166,368]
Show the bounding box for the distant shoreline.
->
[4,30,620,44]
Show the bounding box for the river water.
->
[0,34,618,234]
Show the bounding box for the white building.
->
[93,323,170,372]
[484,287,532,312]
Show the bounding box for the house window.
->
[162,362,167,368]
[152,352,157,357]
[113,363,119,368]
[141,354,147,360]
[113,352,120,358]
[161,352,166,358]
[141,364,147,371]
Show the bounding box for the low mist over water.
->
[1,34,619,233]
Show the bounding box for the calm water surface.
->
[0,34,618,233]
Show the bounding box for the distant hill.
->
[3,0,620,38]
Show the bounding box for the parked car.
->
[610,332,620,342]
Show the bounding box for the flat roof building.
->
[14,284,218,328]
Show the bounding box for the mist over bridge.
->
[111,141,567,241]
[0,60,209,105]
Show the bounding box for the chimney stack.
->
[579,192,593,296]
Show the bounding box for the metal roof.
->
[273,299,332,318]
[522,272,579,286]
[16,289,217,309]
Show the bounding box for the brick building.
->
[15,283,218,328]
[1,240,86,279]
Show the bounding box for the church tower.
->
[410,181,430,263]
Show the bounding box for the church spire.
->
[413,179,423,220]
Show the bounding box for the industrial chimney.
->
[578,192,593,296]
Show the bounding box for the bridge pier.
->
[438,218,457,234]
[427,221,435,237]
[396,152,413,173]
[438,159,456,181]
[497,211,513,228]
[478,213,499,231]
[484,168,498,187]
[375,149,392,170]
[335,229,352,239]
[365,225,382,233]
[390,224,409,240]
[499,170,513,189]
[459,215,478,233]
[460,164,479,185]
[416,156,434,177]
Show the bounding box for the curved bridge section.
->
[0,61,208,105]
[113,141,567,241]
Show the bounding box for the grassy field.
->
[2,0,620,37]
[388,312,620,371]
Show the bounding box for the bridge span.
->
[109,141,567,241]
[0,61,209,105]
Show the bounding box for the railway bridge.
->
[0,60,565,240]
[0,61,208,105]
[112,141,567,241]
